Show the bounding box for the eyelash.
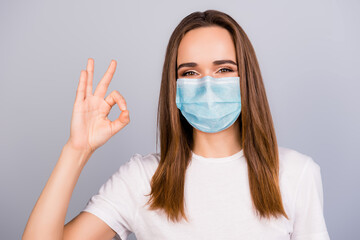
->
[181,67,234,76]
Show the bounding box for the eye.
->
[181,71,197,76]
[218,67,234,73]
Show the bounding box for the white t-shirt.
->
[81,147,330,240]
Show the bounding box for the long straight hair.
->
[144,9,289,222]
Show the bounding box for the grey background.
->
[0,0,359,239]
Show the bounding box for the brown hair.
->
[144,9,288,222]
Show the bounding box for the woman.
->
[23,10,330,240]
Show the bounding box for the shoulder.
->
[116,152,160,190]
[277,146,323,216]
[125,152,160,177]
[278,147,328,233]
[82,153,160,238]
[278,146,322,189]
[278,146,320,177]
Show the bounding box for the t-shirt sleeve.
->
[81,154,144,240]
[290,157,330,240]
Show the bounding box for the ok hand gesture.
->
[66,58,130,153]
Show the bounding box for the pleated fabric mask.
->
[175,75,241,133]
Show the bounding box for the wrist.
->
[62,142,94,168]
[64,139,95,154]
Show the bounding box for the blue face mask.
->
[176,75,241,133]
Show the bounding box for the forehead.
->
[177,26,236,65]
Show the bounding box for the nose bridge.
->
[203,68,213,77]
[197,62,215,77]
[203,76,213,102]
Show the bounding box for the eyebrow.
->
[177,59,237,70]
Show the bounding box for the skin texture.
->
[177,26,243,158]
[23,26,242,240]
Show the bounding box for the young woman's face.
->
[177,26,239,79]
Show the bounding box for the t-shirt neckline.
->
[191,149,244,163]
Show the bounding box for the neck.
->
[192,119,242,158]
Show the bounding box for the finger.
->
[94,60,117,98]
[75,70,87,102]
[103,90,129,136]
[86,58,94,97]
[111,109,130,136]
[104,90,127,112]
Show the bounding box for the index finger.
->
[94,60,117,98]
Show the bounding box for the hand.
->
[66,58,130,153]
